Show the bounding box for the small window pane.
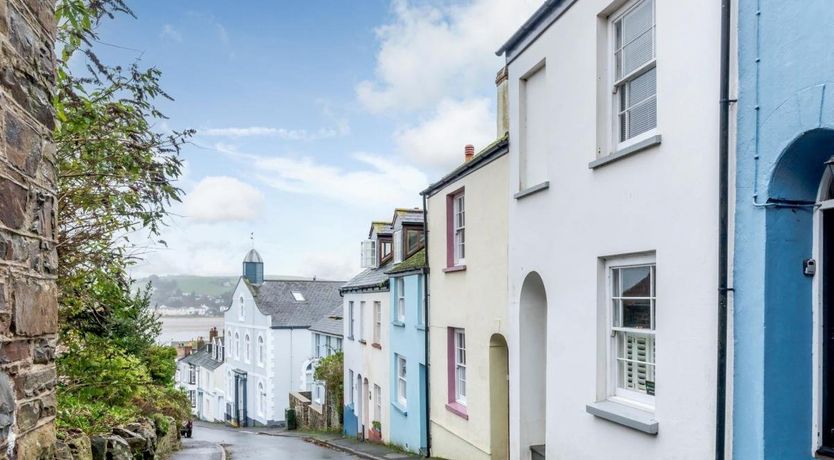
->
[618,266,652,297]
[622,299,652,329]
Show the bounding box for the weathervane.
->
[250,232,254,249]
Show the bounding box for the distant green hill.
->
[136,275,239,313]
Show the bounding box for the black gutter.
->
[422,192,431,456]
[716,0,732,458]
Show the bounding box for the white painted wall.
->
[506,1,720,459]
[225,279,312,425]
[343,289,391,441]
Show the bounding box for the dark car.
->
[180,419,192,438]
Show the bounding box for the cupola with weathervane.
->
[243,248,264,285]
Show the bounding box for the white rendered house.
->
[498,0,721,458]
[224,249,343,427]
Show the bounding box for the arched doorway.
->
[519,272,547,459]
[490,334,510,460]
[758,128,834,457]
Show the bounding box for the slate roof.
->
[309,306,344,337]
[422,135,509,198]
[394,208,424,224]
[179,348,222,371]
[340,261,394,293]
[248,279,345,329]
[386,249,426,275]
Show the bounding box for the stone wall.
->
[0,0,58,458]
[289,392,341,432]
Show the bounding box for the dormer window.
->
[393,229,403,263]
[404,227,424,258]
[292,291,305,302]
[379,238,393,265]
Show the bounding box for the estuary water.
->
[158,316,224,345]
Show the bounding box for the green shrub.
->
[57,394,139,435]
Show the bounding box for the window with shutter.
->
[361,240,377,268]
[612,0,656,146]
[608,257,656,408]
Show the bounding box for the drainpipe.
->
[716,0,732,458]
[422,192,432,456]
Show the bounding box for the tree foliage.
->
[314,352,344,420]
[53,0,192,434]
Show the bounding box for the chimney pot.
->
[465,144,475,162]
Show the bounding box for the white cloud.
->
[183,176,265,223]
[253,152,427,210]
[160,24,183,43]
[199,123,350,140]
[395,98,495,169]
[357,0,543,113]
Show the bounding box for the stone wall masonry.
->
[0,0,58,458]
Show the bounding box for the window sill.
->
[371,343,382,350]
[416,324,426,331]
[347,336,354,341]
[589,135,662,169]
[392,402,408,416]
[392,321,405,328]
[358,339,367,345]
[443,265,467,273]
[445,402,469,420]
[514,181,549,200]
[586,400,658,434]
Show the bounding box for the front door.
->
[822,210,834,455]
[233,372,248,427]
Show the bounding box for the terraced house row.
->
[341,1,834,459]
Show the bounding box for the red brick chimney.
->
[465,144,475,162]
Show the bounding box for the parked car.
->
[180,419,192,438]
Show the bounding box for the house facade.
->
[498,0,721,458]
[175,330,226,423]
[306,306,343,407]
[732,1,834,458]
[422,132,510,458]
[224,249,343,427]
[342,221,394,442]
[386,209,428,455]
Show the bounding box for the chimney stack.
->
[496,66,509,136]
[209,327,218,341]
[465,144,475,162]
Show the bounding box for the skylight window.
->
[292,291,305,302]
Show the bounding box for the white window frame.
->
[348,301,355,339]
[348,369,355,405]
[454,329,467,405]
[244,334,251,363]
[396,355,407,407]
[453,193,466,265]
[359,301,366,341]
[258,382,266,416]
[374,384,382,423]
[396,278,406,323]
[234,332,240,359]
[373,301,382,343]
[361,240,377,269]
[239,295,245,321]
[606,254,657,410]
[609,0,657,150]
[257,335,264,366]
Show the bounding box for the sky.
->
[93,0,543,281]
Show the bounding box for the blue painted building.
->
[386,209,427,454]
[734,2,834,458]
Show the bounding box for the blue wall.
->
[735,1,834,458]
[388,272,427,454]
[344,403,358,437]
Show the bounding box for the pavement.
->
[262,430,424,460]
[171,421,359,459]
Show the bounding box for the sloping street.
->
[172,422,358,460]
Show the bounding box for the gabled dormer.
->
[391,208,425,264]
[361,221,394,269]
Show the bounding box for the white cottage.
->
[224,249,343,427]
[174,330,226,422]
[498,0,721,458]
